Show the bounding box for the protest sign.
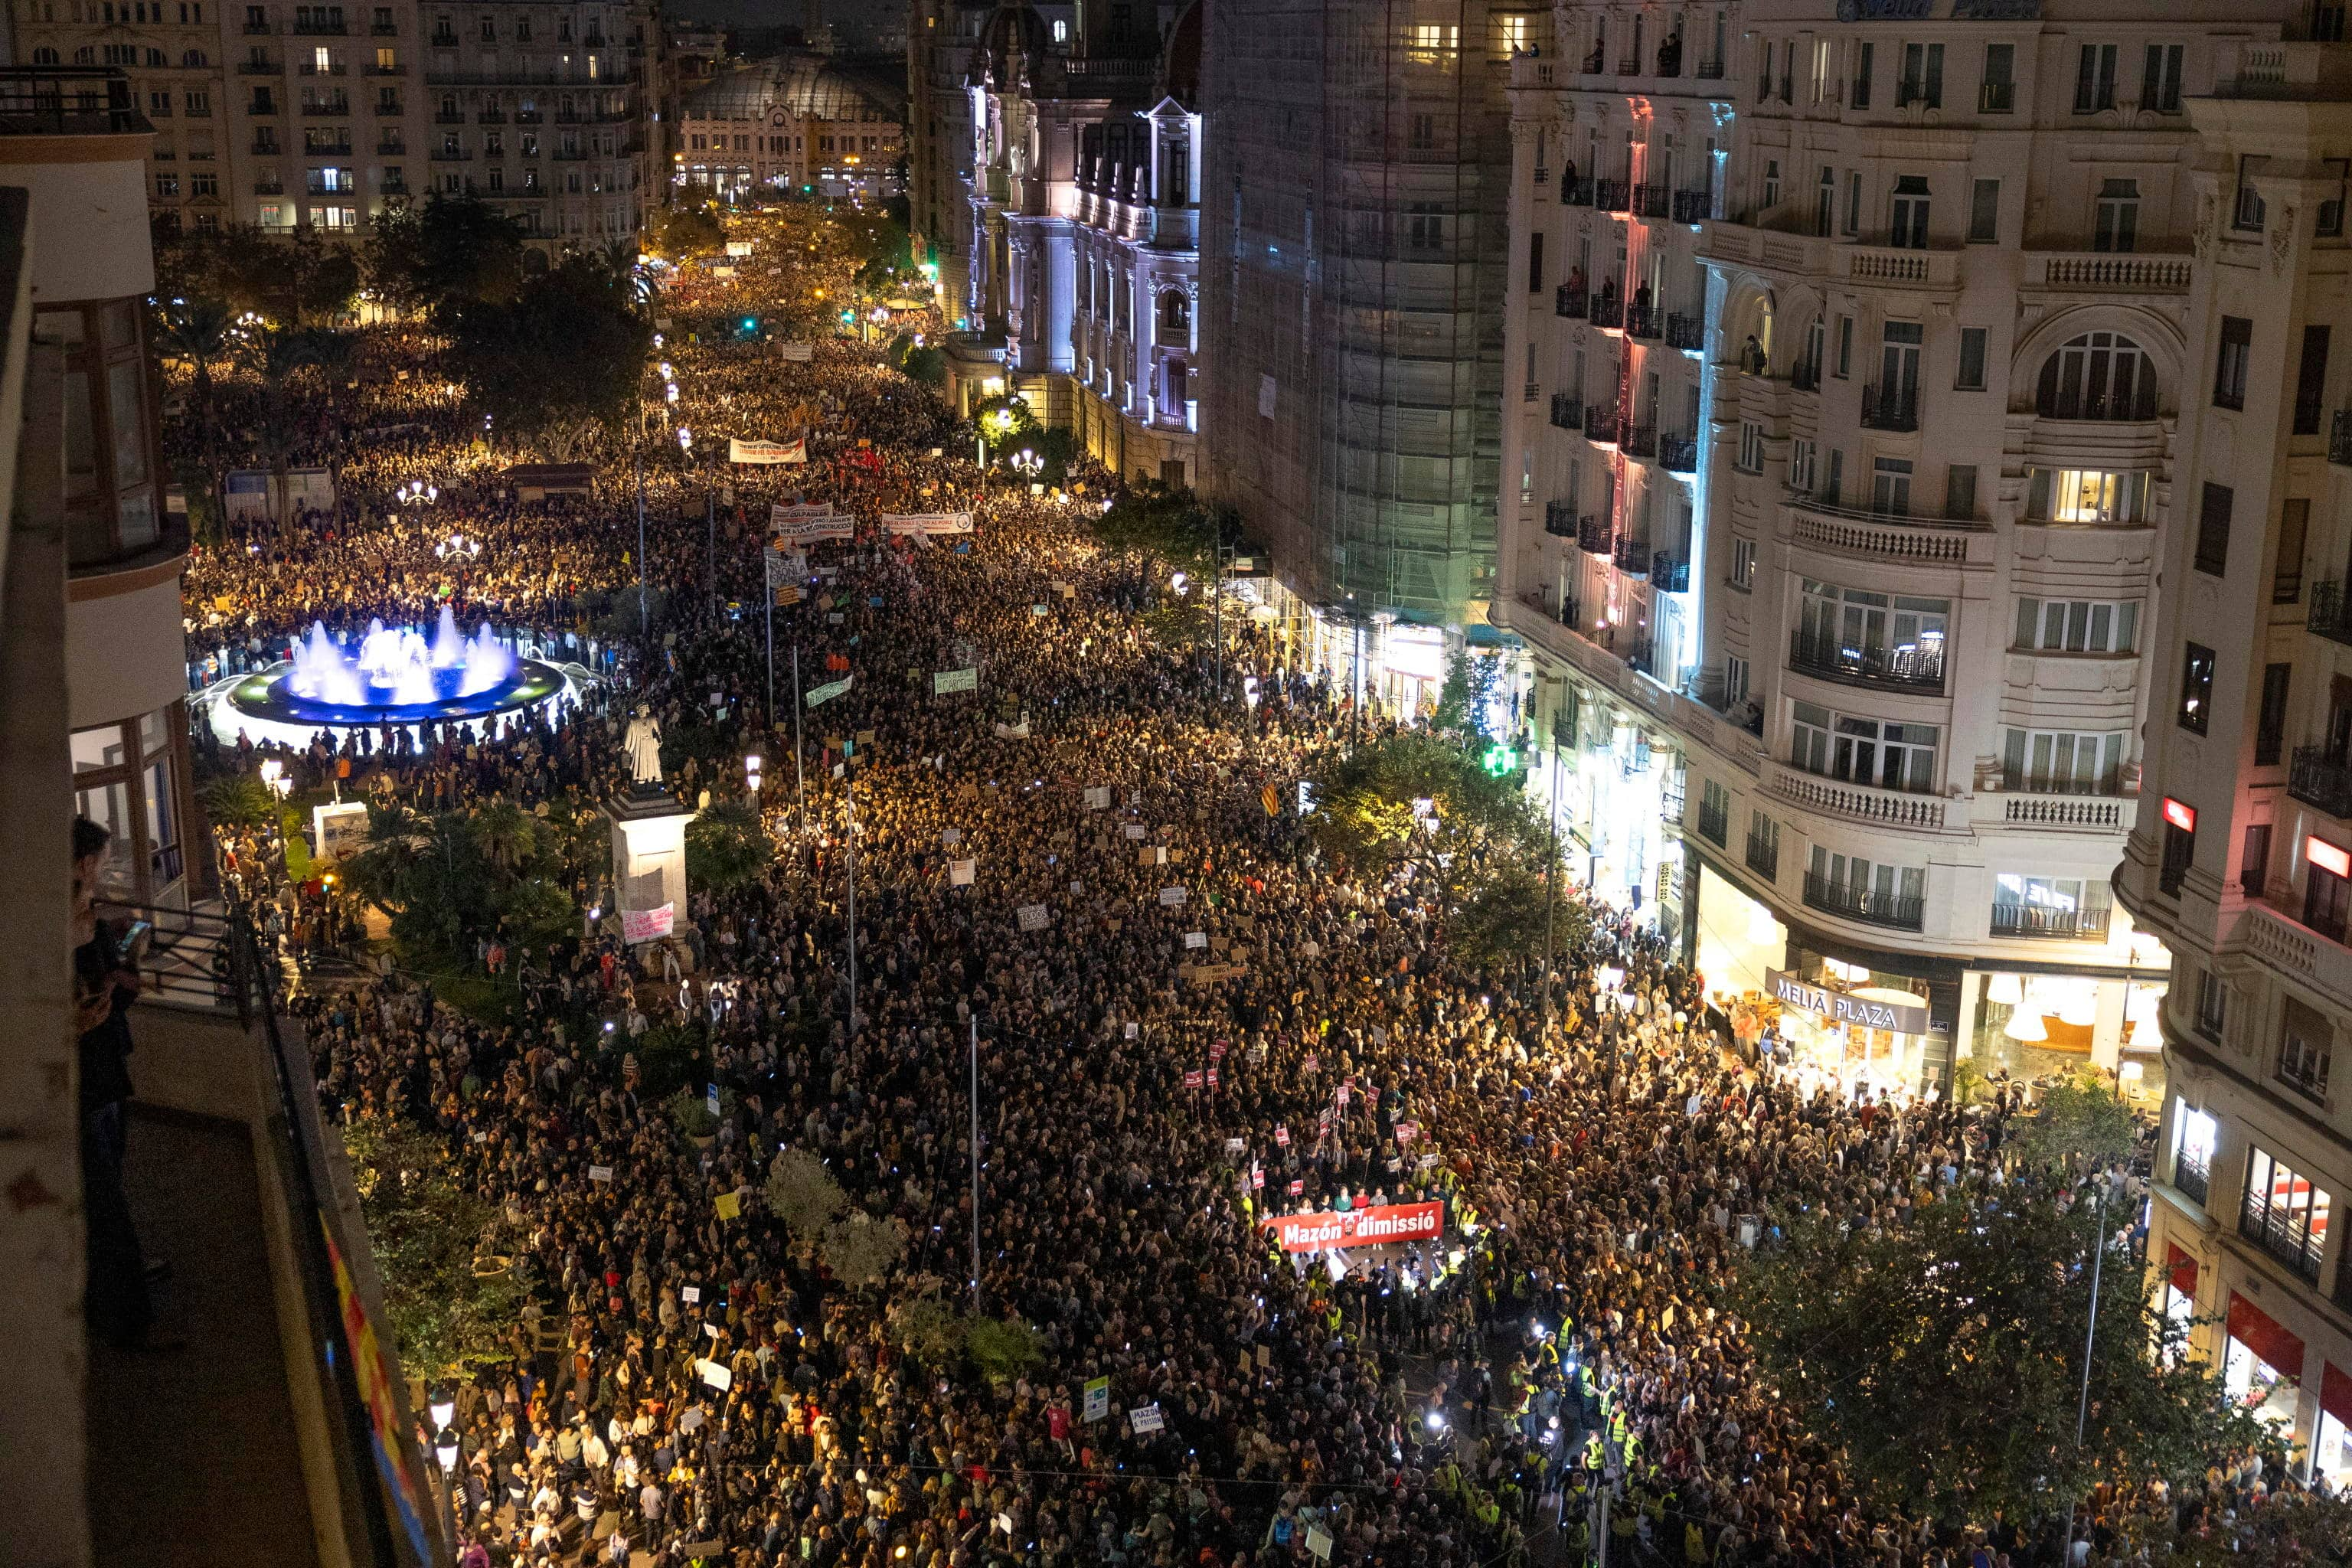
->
[730,436,806,465]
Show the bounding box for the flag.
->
[1261,783,1281,818]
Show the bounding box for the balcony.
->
[1631,183,1670,219]
[289,19,348,33]
[1664,311,1704,351]
[1697,795,1729,846]
[1624,639,1655,676]
[1621,420,1656,458]
[433,108,462,123]
[1658,433,1697,472]
[371,18,397,32]
[1577,513,1612,556]
[1745,824,1779,881]
[1588,296,1622,329]
[251,178,284,194]
[1543,501,1578,538]
[1548,393,1582,430]
[1585,402,1619,442]
[2174,1154,2210,1208]
[1651,552,1690,593]
[1554,283,1587,318]
[235,60,279,74]
[302,139,351,155]
[1613,536,1651,577]
[430,145,472,160]
[1803,872,1925,932]
[2331,408,2352,466]
[2023,252,2194,295]
[249,137,279,154]
[375,138,404,153]
[2240,1196,2326,1287]
[2289,745,2352,818]
[1860,382,1919,430]
[1671,188,1711,224]
[2310,579,2352,645]
[1616,56,1642,76]
[1560,174,1594,207]
[1771,766,1949,831]
[296,61,346,76]
[300,100,351,116]
[1788,627,1946,692]
[1695,57,1725,79]
[363,61,405,75]
[1594,178,1628,212]
[381,178,407,195]
[1989,901,2114,941]
[1625,303,1660,340]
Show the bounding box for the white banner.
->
[880,511,974,537]
[311,800,370,864]
[950,859,976,887]
[621,904,675,944]
[725,240,755,257]
[777,341,815,362]
[1016,903,1050,932]
[805,675,852,710]
[771,516,854,545]
[933,666,979,694]
[733,436,807,465]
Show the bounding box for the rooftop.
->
[0,66,152,138]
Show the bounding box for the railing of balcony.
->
[1788,628,1946,691]
[1860,383,1919,431]
[1625,304,1661,340]
[1651,552,1690,593]
[1555,283,1588,318]
[1631,183,1670,218]
[1561,174,1594,207]
[1803,873,1924,931]
[1671,188,1711,223]
[1589,296,1623,329]
[2288,744,2352,818]
[2310,579,2352,645]
[1664,312,1704,351]
[1549,393,1583,430]
[1594,178,1628,211]
[1621,420,1656,457]
[1746,825,1779,881]
[1989,901,2113,941]
[1585,400,1619,438]
[1543,501,1577,537]
[2241,1190,2328,1285]
[2174,1151,2209,1207]
[1577,513,1613,556]
[2331,408,2352,466]
[1790,358,1820,393]
[1658,433,1697,472]
[1612,536,1651,577]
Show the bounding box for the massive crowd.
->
[169,207,2322,1568]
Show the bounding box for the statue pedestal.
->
[606,788,692,939]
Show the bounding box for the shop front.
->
[2224,1291,2305,1439]
[2318,1364,2352,1491]
[1963,955,2170,1106]
[1532,684,1682,936]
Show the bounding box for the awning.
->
[2164,1242,2197,1300]
[2227,1291,2306,1380]
[2324,1362,2352,1429]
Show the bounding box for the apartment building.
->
[12,0,659,247]
[1494,0,2275,1102]
[675,51,904,204]
[937,0,1202,488]
[2122,26,2352,1492]
[904,0,987,317]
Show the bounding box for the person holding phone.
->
[71,815,175,1352]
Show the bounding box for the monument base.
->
[606,789,692,939]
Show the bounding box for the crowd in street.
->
[172,207,2324,1568]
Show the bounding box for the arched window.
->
[2037,331,2158,421]
[31,45,57,64]
[1157,289,1189,341]
[183,47,208,67]
[73,44,93,64]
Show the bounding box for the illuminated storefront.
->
[1531,678,1683,936]
[2224,1291,2305,1438]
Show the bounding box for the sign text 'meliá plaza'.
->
[1264,1200,1444,1254]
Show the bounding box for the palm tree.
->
[154,296,235,529]
[468,801,540,874]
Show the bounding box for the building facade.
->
[936,0,1201,488]
[1199,0,1520,700]
[2122,28,2352,1494]
[11,0,660,247]
[905,0,989,319]
[675,52,904,203]
[1493,0,2293,1102]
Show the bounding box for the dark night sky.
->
[678,0,906,47]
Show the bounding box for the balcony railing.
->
[1658,433,1698,472]
[1543,501,1577,537]
[1555,284,1588,318]
[1625,303,1661,339]
[1695,57,1725,79]
[1789,357,1820,393]
[1585,401,1619,439]
[2240,1196,2327,1286]
[1577,513,1613,556]
[1621,420,1656,457]
[2289,745,2352,818]
[1860,383,1919,431]
[1746,826,1779,881]
[2310,579,2352,645]
[1561,174,1594,206]
[1989,902,2113,941]
[1549,393,1583,430]
[1979,80,2015,112]
[1697,796,1729,846]
[1788,627,1946,691]
[1589,296,1622,329]
[2174,1154,2210,1207]
[1671,188,1712,223]
[1803,872,1925,931]
[1613,536,1651,577]
[1651,552,1690,593]
[1594,178,1628,212]
[2331,408,2352,466]
[1664,312,1704,351]
[1631,183,1671,218]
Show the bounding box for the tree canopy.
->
[340,800,584,959]
[362,194,529,320]
[158,222,359,325]
[1093,482,1219,573]
[342,1116,527,1380]
[1733,1183,2271,1528]
[443,253,651,456]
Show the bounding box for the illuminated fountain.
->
[203,605,592,746]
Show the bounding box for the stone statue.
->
[623,706,665,788]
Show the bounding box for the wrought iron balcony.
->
[1631,183,1671,218]
[1664,312,1704,351]
[1560,173,1594,206]
[2241,1196,2327,1286]
[2173,1155,2209,1208]
[1555,283,1587,318]
[1803,873,1923,932]
[1860,382,1919,431]
[1694,57,1724,79]
[1988,902,2113,941]
[2289,745,2352,818]
[1745,825,1779,880]
[1585,401,1619,440]
[2309,579,2352,646]
[1625,303,1661,339]
[1788,627,1945,691]
[1588,296,1622,329]
[1671,188,1711,223]
[1549,393,1583,430]
[1543,501,1578,537]
[1577,513,1613,556]
[1594,178,1628,211]
[1613,536,1651,577]
[2331,408,2352,466]
[1697,796,1728,846]
[1790,358,1820,392]
[1621,420,1656,458]
[1650,552,1690,593]
[1658,433,1697,472]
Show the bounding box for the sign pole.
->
[789,645,806,832]
[970,1014,982,1306]
[844,759,858,1035]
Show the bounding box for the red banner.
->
[1265,1201,1443,1253]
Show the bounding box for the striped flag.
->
[1260,782,1280,818]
